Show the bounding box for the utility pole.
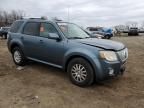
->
[68,5,70,23]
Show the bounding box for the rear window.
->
[89,28,98,31]
[2,27,10,31]
[23,22,40,36]
[10,21,24,33]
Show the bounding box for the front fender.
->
[64,48,97,63]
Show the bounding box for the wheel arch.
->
[63,48,103,80]
[64,54,98,78]
[10,42,22,53]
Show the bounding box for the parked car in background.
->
[92,33,104,39]
[86,27,113,39]
[8,18,128,87]
[0,27,10,39]
[85,30,104,39]
[128,27,139,36]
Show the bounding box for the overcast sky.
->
[0,0,144,27]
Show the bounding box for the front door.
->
[36,22,65,66]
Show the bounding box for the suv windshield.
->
[57,22,90,39]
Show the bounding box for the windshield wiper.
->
[68,37,84,39]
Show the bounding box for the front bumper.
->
[94,59,127,81]
[102,60,126,77]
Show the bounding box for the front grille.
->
[117,48,128,61]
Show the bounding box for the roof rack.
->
[29,18,41,19]
[29,16,48,20]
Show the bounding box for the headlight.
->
[100,51,118,61]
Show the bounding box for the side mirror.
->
[48,33,61,41]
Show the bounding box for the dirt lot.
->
[0,36,144,108]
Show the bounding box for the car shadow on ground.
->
[20,60,123,89]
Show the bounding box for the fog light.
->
[109,68,114,76]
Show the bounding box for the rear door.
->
[21,22,40,58]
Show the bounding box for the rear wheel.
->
[105,35,111,39]
[4,34,7,39]
[67,58,94,87]
[136,33,139,36]
[2,34,5,39]
[12,47,27,66]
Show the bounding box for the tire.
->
[105,35,110,39]
[107,36,111,39]
[4,34,7,39]
[2,34,5,39]
[12,47,27,66]
[67,58,94,87]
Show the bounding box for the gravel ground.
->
[0,36,144,108]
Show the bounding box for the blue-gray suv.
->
[7,18,128,87]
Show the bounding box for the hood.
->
[75,38,125,51]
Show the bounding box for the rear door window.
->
[10,21,24,33]
[23,22,40,36]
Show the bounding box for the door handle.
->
[40,40,44,43]
[21,36,24,40]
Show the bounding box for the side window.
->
[10,21,24,33]
[23,22,40,36]
[40,23,58,37]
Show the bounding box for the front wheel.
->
[105,35,111,39]
[67,58,94,87]
[12,47,27,66]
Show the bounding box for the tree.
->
[3,11,9,25]
[0,10,25,27]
